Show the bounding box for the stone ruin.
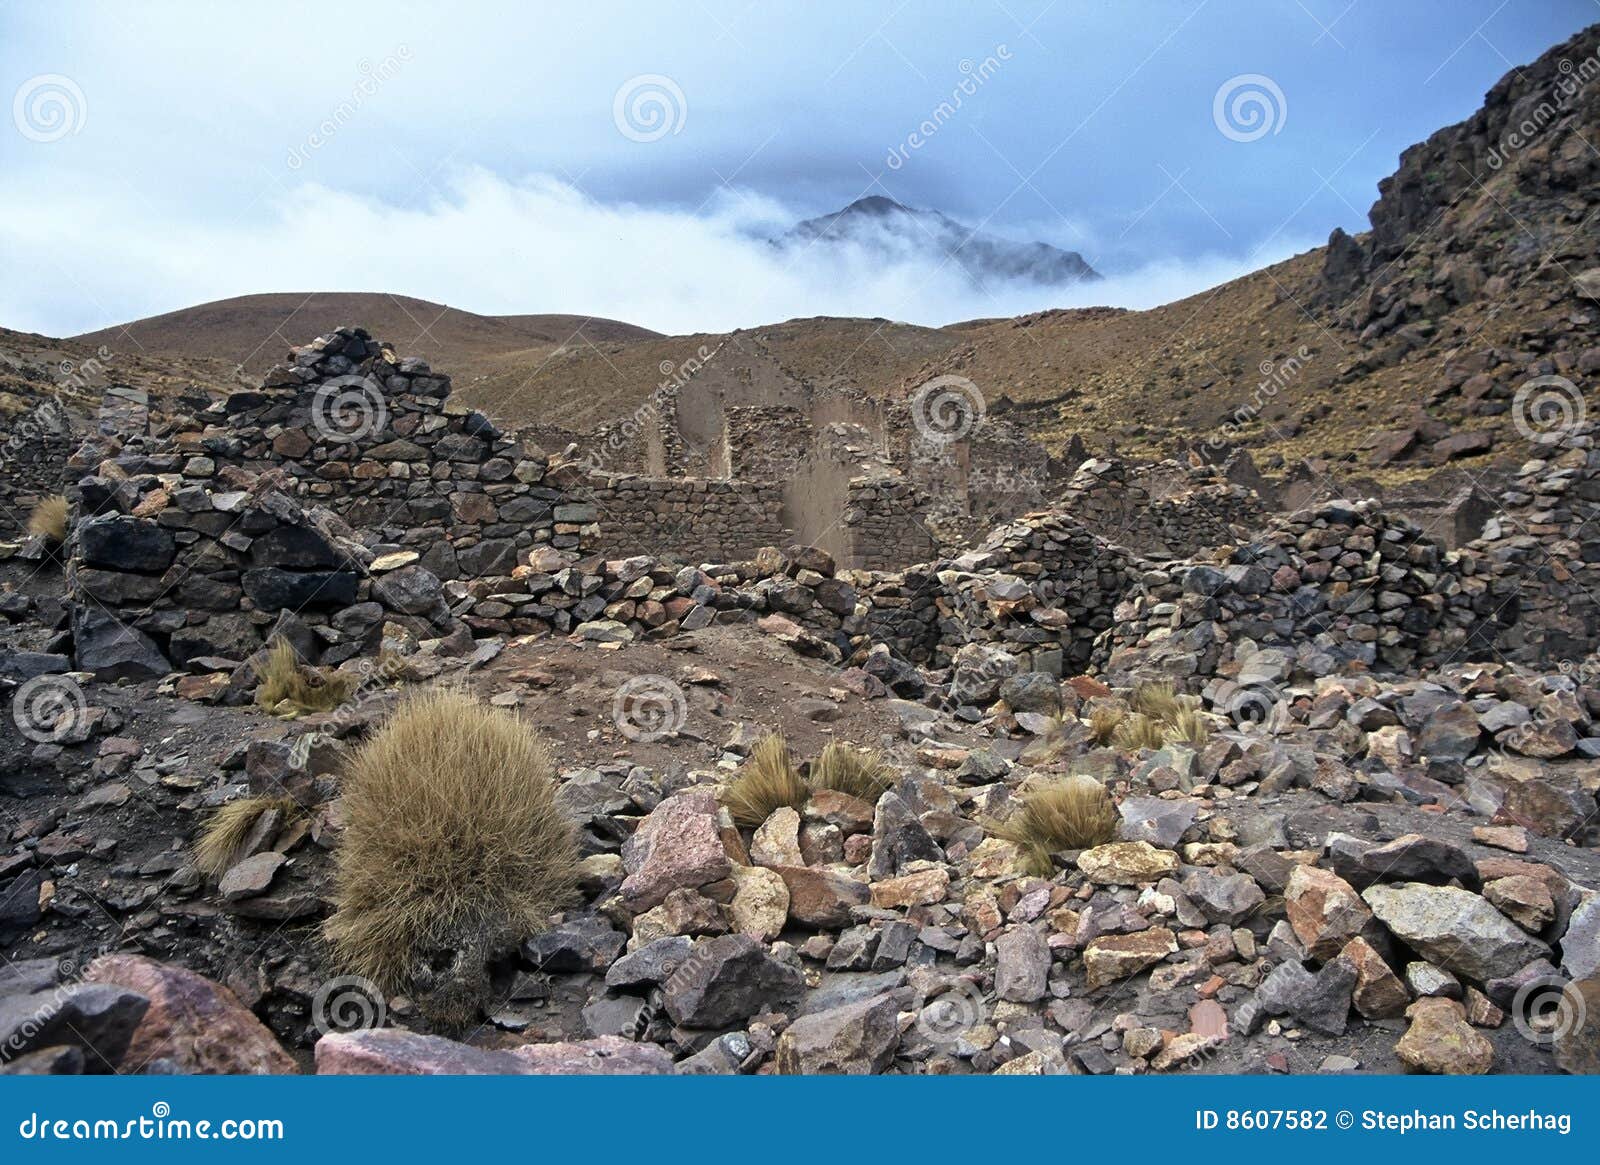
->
[26,327,1600,697]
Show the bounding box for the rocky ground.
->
[3,550,1596,1074]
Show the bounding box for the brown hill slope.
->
[72,292,661,381]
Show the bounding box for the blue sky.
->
[1,0,1595,335]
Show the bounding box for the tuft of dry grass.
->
[810,742,895,803]
[724,732,809,828]
[254,639,358,716]
[1112,712,1168,752]
[1129,680,1181,721]
[1167,706,1211,747]
[325,687,578,1029]
[1087,706,1125,746]
[193,796,298,879]
[26,495,69,543]
[989,774,1119,877]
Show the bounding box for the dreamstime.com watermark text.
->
[17,1102,284,1142]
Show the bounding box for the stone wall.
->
[1465,427,1600,664]
[1056,457,1268,556]
[175,329,584,582]
[839,476,938,572]
[724,405,813,481]
[0,397,79,535]
[1095,499,1494,698]
[63,465,467,680]
[582,476,788,563]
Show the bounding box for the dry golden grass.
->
[253,639,357,716]
[1112,712,1168,752]
[1087,706,1124,746]
[1129,680,1181,721]
[192,796,298,878]
[989,774,1119,877]
[810,742,895,803]
[325,687,578,1023]
[1167,706,1212,748]
[26,495,69,543]
[724,733,809,828]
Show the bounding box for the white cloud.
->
[0,167,1315,337]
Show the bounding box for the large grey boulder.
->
[1363,882,1551,982]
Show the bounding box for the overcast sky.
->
[1,1,1594,337]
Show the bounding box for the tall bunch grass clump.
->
[325,687,578,1028]
[988,774,1119,877]
[27,495,69,544]
[192,796,298,878]
[810,741,895,803]
[724,732,809,827]
[254,639,358,716]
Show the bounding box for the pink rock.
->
[85,954,297,1075]
[508,1035,674,1074]
[315,1029,532,1075]
[621,792,733,914]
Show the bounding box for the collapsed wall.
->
[1095,499,1498,699]
[1465,425,1600,664]
[1055,456,1269,556]
[190,331,582,579]
[64,466,467,681]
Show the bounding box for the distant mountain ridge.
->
[783,196,1100,287]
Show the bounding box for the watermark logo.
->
[1486,51,1600,169]
[1222,683,1281,728]
[11,675,87,744]
[911,374,985,445]
[611,675,688,742]
[312,374,389,444]
[1510,975,1586,1047]
[311,975,387,1035]
[1512,374,1585,445]
[1212,74,1286,142]
[914,981,986,1048]
[885,45,1011,171]
[613,74,687,143]
[13,74,86,143]
[1206,346,1311,450]
[286,47,411,170]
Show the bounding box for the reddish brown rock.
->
[621,792,732,914]
[1083,928,1177,990]
[1286,866,1373,960]
[772,865,869,928]
[1340,936,1411,1019]
[869,866,950,909]
[85,955,296,1074]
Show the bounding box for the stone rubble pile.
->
[1097,499,1498,695]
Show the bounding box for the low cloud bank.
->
[0,168,1316,337]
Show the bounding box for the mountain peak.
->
[785,198,1100,287]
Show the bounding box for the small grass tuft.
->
[193,796,298,879]
[325,687,578,1029]
[810,741,895,803]
[26,495,69,544]
[989,774,1119,877]
[1167,706,1211,748]
[1112,711,1168,752]
[1129,680,1181,721]
[253,639,358,716]
[1087,706,1125,746]
[724,732,809,828]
